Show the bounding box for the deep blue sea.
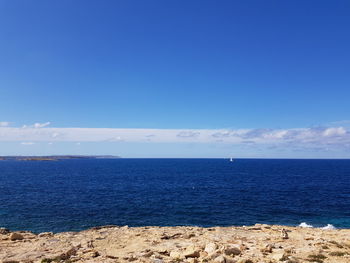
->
[0,159,349,233]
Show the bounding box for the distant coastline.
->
[0,155,121,161]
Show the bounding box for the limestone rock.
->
[0,225,349,263]
[60,247,77,260]
[271,251,288,261]
[204,242,217,254]
[214,255,226,263]
[281,229,289,239]
[223,245,241,256]
[169,250,181,259]
[155,246,169,255]
[237,259,254,263]
[38,232,53,237]
[225,257,237,263]
[0,227,10,235]
[214,255,237,263]
[10,232,24,241]
[184,232,196,239]
[261,243,273,253]
[285,256,300,263]
[126,255,138,261]
[207,251,221,260]
[183,246,200,258]
[138,250,153,257]
[80,250,99,259]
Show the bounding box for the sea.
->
[0,158,349,233]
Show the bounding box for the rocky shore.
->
[1,224,349,263]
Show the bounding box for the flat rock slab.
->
[0,225,349,263]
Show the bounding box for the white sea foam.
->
[298,222,336,230]
[321,224,336,230]
[299,222,313,228]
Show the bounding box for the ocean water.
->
[0,158,349,233]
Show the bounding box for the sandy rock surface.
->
[0,224,349,263]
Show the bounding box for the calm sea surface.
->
[0,159,349,233]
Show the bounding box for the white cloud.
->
[0,125,348,151]
[51,132,60,138]
[322,127,346,137]
[23,122,51,128]
[0,122,9,127]
[21,142,35,145]
[34,122,51,128]
[212,131,231,138]
[1,119,349,146]
[177,131,200,138]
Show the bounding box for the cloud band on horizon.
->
[0,124,349,150]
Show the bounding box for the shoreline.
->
[1,222,347,235]
[1,224,350,263]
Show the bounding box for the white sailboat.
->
[230,157,234,162]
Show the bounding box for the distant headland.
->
[0,155,121,161]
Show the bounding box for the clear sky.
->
[0,0,349,158]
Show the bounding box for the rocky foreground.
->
[1,225,350,263]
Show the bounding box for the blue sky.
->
[0,0,350,157]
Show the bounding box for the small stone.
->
[88,251,100,258]
[170,251,182,259]
[71,241,82,248]
[271,251,288,261]
[60,247,77,260]
[247,227,262,230]
[81,250,99,259]
[214,255,226,263]
[183,246,200,258]
[139,251,153,257]
[237,259,254,263]
[87,240,94,248]
[184,233,196,239]
[155,246,169,255]
[205,242,218,254]
[225,257,237,263]
[38,232,54,237]
[127,255,137,261]
[281,229,289,239]
[0,227,10,234]
[208,251,221,260]
[214,255,237,263]
[10,232,24,241]
[285,256,299,263]
[223,245,241,256]
[261,243,273,253]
